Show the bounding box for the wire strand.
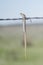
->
[0,17,43,21]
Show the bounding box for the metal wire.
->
[0,17,43,21]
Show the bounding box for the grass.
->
[0,25,43,65]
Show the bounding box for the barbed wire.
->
[0,17,43,21]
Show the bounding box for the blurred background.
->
[0,0,43,65]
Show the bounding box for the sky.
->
[0,0,43,25]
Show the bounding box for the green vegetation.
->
[0,25,43,65]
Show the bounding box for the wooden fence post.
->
[20,13,27,59]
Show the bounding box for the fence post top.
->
[20,13,26,20]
